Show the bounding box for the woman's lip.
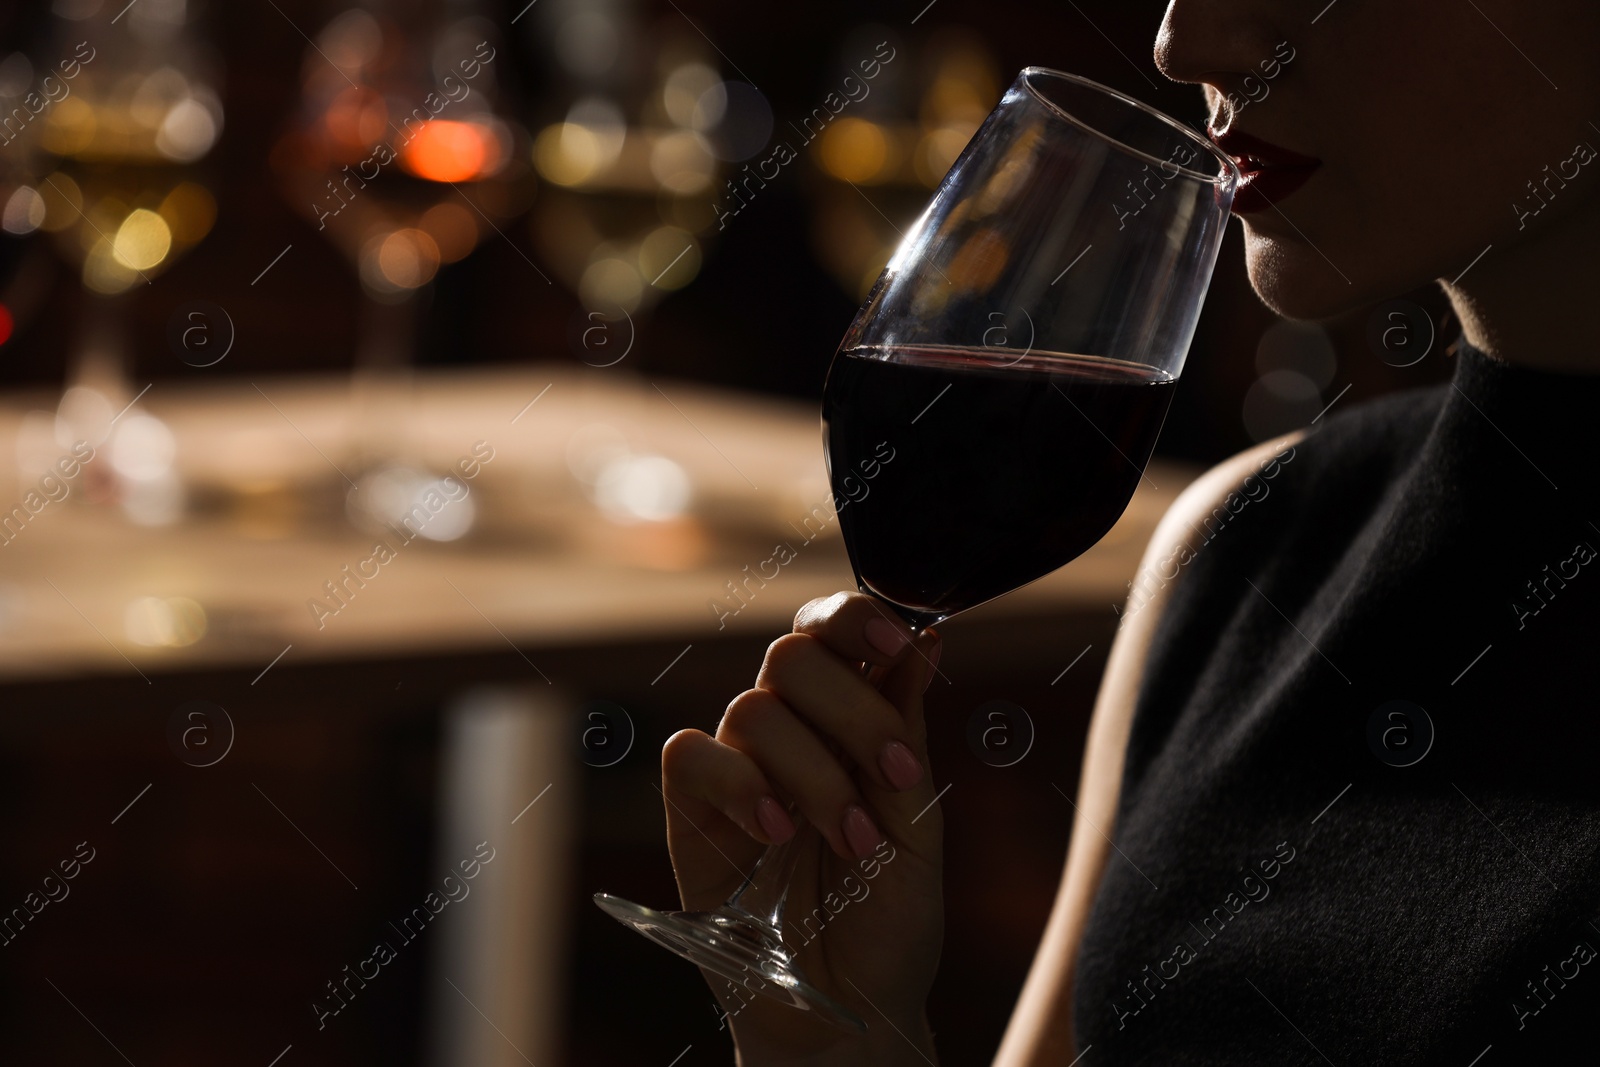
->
[1208,126,1321,168]
[1230,163,1319,214]
[1208,126,1321,214]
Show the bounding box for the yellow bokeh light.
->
[817,118,891,184]
[125,596,207,648]
[920,43,1001,128]
[112,208,173,271]
[534,121,624,187]
[648,129,714,194]
[663,63,721,128]
[580,256,643,313]
[923,74,992,127]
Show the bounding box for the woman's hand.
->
[662,591,944,1065]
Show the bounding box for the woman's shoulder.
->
[1162,374,1449,540]
[1122,376,1454,691]
[1159,376,1452,569]
[1272,375,1452,499]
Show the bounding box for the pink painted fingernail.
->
[841,804,884,859]
[865,616,911,656]
[878,740,924,791]
[755,796,795,845]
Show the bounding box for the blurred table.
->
[0,366,1197,680]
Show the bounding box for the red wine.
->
[822,345,1177,629]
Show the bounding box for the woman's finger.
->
[792,591,919,669]
[755,632,926,794]
[851,629,944,838]
[717,687,886,862]
[662,726,797,847]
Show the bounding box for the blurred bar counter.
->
[0,368,1198,1066]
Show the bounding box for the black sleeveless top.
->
[1073,340,1600,1063]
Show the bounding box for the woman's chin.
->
[1242,231,1409,323]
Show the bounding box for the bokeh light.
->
[533,99,626,187]
[112,209,173,271]
[348,465,478,543]
[55,385,115,449]
[109,412,177,481]
[155,96,220,161]
[579,255,643,313]
[400,120,499,182]
[124,596,208,648]
[593,454,691,524]
[360,228,442,296]
[818,118,893,183]
[663,63,721,128]
[2,187,46,235]
[648,129,715,194]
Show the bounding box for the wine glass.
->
[805,30,1003,302]
[23,2,223,525]
[522,1,737,353]
[271,3,524,522]
[595,67,1239,1032]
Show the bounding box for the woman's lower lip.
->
[1230,163,1320,215]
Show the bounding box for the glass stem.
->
[349,292,418,472]
[722,810,816,942]
[68,295,132,412]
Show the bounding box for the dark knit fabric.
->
[1072,341,1600,1064]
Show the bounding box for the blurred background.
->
[0,0,1455,1063]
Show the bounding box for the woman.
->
[661,1,1600,1061]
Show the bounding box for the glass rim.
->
[1017,66,1240,186]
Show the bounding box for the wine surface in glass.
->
[822,344,1177,629]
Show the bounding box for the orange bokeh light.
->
[399,121,496,183]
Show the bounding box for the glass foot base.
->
[593,892,868,1034]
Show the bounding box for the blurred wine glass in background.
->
[8,0,223,527]
[523,0,766,362]
[805,29,999,302]
[271,0,528,538]
[523,0,776,544]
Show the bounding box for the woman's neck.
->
[1441,196,1600,373]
